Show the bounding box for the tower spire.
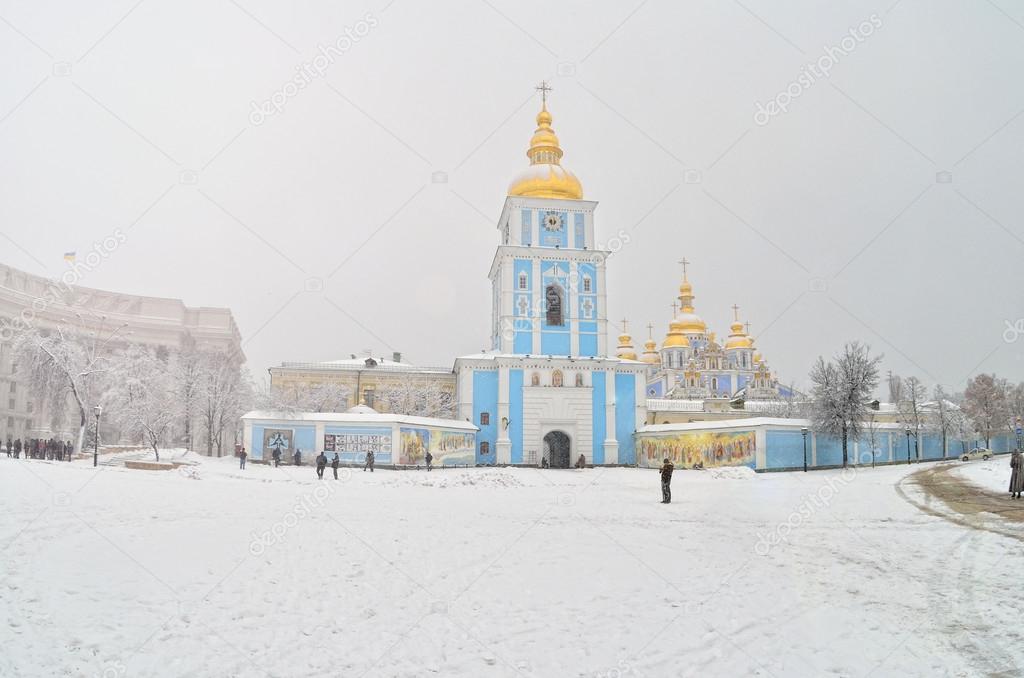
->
[535,80,552,108]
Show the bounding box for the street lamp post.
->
[905,426,911,465]
[801,427,808,472]
[93,405,102,467]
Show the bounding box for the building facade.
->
[268,354,456,415]
[453,96,646,467]
[0,261,242,440]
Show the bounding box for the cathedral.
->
[614,267,795,403]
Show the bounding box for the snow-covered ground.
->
[2,455,1022,678]
[954,454,1018,495]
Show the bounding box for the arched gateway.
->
[544,430,572,469]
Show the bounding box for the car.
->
[961,447,992,462]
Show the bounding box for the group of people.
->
[4,437,75,461]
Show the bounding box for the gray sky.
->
[2,0,1023,393]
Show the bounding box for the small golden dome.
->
[508,103,583,200]
[724,320,753,350]
[616,334,637,360]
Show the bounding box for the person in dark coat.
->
[293,449,302,466]
[660,458,674,504]
[331,453,340,479]
[1010,449,1023,499]
[315,452,327,479]
[13,438,20,458]
[66,440,73,461]
[272,448,281,467]
[425,451,433,472]
[575,454,586,469]
[238,446,247,470]
[364,450,375,472]
[4,436,10,457]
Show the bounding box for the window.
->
[518,272,528,290]
[582,276,591,293]
[7,398,14,410]
[362,389,375,407]
[480,412,490,426]
[545,283,564,326]
[480,442,490,456]
[8,381,14,393]
[711,377,718,392]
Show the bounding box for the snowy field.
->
[2,454,1022,678]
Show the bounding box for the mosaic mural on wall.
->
[325,426,393,463]
[400,428,475,466]
[639,430,756,469]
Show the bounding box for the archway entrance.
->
[544,430,571,469]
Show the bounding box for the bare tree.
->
[107,345,178,461]
[199,352,246,456]
[809,341,882,468]
[12,321,127,455]
[898,376,927,461]
[930,385,956,459]
[171,345,205,451]
[962,373,1010,448]
[378,380,455,419]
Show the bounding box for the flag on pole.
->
[63,251,76,263]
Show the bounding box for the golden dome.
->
[663,319,690,348]
[508,104,583,200]
[642,338,660,364]
[724,320,754,350]
[616,332,637,361]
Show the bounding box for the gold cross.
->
[732,304,740,321]
[671,301,678,315]
[620,318,629,333]
[647,323,654,339]
[678,257,690,280]
[536,81,552,107]
[745,321,752,335]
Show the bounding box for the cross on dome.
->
[535,80,552,107]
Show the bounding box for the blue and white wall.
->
[455,355,646,466]
[490,196,608,358]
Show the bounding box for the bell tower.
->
[489,83,609,357]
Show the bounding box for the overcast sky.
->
[2,0,1023,393]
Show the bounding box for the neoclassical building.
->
[454,93,646,467]
[0,261,242,442]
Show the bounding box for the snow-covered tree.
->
[378,380,455,419]
[106,345,178,461]
[897,376,928,460]
[198,352,248,456]
[268,381,351,413]
[962,373,1010,448]
[759,384,804,418]
[808,341,882,468]
[171,344,205,451]
[12,321,127,455]
[929,385,956,459]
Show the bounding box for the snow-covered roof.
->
[455,350,640,364]
[275,359,452,374]
[639,417,916,434]
[645,399,706,412]
[241,410,478,431]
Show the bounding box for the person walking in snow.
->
[425,450,433,472]
[5,436,10,457]
[364,450,375,472]
[315,452,327,479]
[272,448,281,467]
[13,438,20,458]
[332,453,340,479]
[1010,448,1023,500]
[293,449,302,466]
[660,458,674,504]
[575,454,586,469]
[238,446,247,470]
